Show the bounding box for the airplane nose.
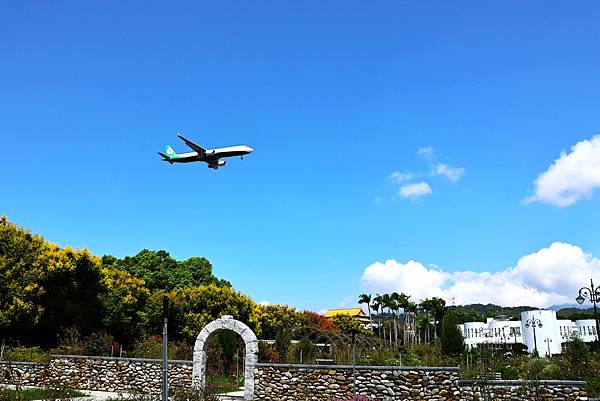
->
[247,146,254,153]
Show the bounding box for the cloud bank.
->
[361,242,600,307]
[399,182,432,199]
[524,135,600,207]
[433,163,465,183]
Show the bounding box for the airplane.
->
[158,132,254,169]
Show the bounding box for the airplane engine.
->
[217,160,226,166]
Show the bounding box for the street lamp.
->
[525,318,543,355]
[575,278,600,343]
[544,337,552,357]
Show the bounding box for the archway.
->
[192,315,258,400]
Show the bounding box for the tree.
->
[173,284,259,340]
[300,311,337,332]
[422,297,446,340]
[101,250,228,292]
[36,246,105,346]
[332,314,364,336]
[100,267,150,346]
[256,304,303,339]
[370,298,381,339]
[0,217,47,336]
[358,293,372,325]
[380,293,393,343]
[440,310,465,356]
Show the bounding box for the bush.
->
[3,346,49,363]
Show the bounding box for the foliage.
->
[440,311,465,357]
[332,315,369,336]
[128,335,191,360]
[174,284,259,340]
[2,346,49,363]
[300,310,337,332]
[256,304,303,339]
[0,387,84,401]
[100,267,150,347]
[258,340,280,363]
[101,250,229,292]
[288,337,319,364]
[275,327,291,363]
[170,386,220,401]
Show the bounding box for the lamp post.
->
[575,278,600,343]
[525,318,542,355]
[544,337,552,357]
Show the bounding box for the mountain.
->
[548,303,589,311]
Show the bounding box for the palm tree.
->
[358,293,372,326]
[429,297,446,340]
[420,298,433,343]
[373,294,383,341]
[380,293,391,344]
[406,301,417,345]
[393,292,411,345]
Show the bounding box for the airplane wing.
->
[177,132,206,155]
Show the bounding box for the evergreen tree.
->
[440,310,465,356]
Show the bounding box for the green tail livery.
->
[164,145,180,158]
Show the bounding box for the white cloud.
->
[387,171,414,183]
[362,260,449,301]
[433,163,465,183]
[523,135,600,207]
[374,196,383,204]
[418,146,435,160]
[258,300,271,306]
[399,182,432,199]
[360,242,600,307]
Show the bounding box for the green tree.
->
[0,216,47,335]
[174,284,259,340]
[36,246,105,345]
[257,304,303,339]
[100,267,150,346]
[332,314,369,336]
[440,310,465,357]
[102,250,228,292]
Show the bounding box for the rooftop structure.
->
[324,307,370,325]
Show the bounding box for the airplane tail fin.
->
[165,145,177,158]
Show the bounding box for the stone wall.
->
[0,357,590,401]
[460,379,587,401]
[0,355,193,393]
[254,363,461,401]
[0,361,48,385]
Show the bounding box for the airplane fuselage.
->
[158,133,253,169]
[170,145,253,163]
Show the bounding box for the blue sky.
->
[1,1,600,311]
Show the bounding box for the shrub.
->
[128,336,191,360]
[3,346,49,363]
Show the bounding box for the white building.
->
[458,309,597,357]
[576,319,598,343]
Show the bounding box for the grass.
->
[0,387,85,401]
[205,376,242,394]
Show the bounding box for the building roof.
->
[324,308,368,319]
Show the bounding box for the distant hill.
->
[448,303,596,323]
[548,303,588,311]
[447,303,538,322]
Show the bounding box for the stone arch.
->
[192,315,258,400]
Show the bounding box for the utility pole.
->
[351,333,357,400]
[162,296,170,401]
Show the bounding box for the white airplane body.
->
[158,133,253,169]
